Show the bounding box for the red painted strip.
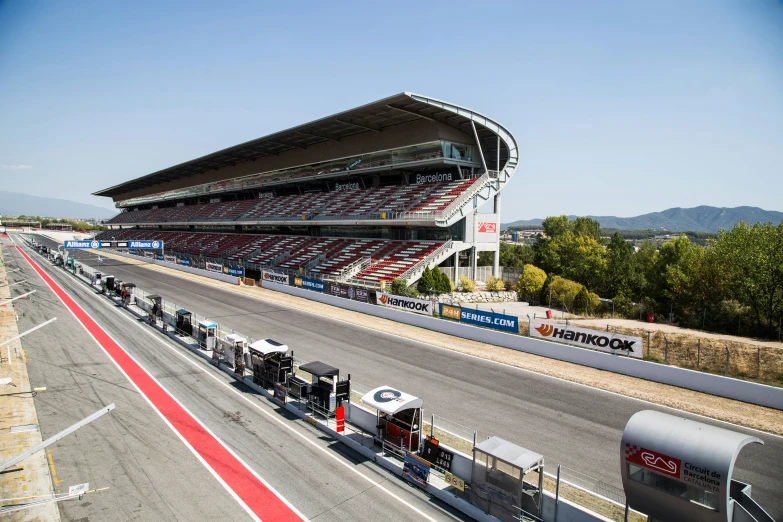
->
[16,246,302,522]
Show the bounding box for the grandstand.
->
[94,93,518,287]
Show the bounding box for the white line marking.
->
[26,244,439,522]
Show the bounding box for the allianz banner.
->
[262,270,289,285]
[439,304,518,333]
[205,262,223,273]
[376,293,433,316]
[294,276,325,292]
[529,319,643,358]
[223,265,245,277]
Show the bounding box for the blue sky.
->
[1,0,781,220]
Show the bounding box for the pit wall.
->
[261,281,783,411]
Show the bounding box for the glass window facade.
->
[442,141,474,162]
[627,464,718,510]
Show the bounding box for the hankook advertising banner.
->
[529,319,643,358]
[375,293,433,316]
[205,262,223,273]
[262,270,289,285]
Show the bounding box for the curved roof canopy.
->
[94,92,517,198]
[621,410,763,522]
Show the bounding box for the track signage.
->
[127,240,163,249]
[262,270,289,285]
[376,292,433,315]
[223,266,245,277]
[294,277,325,292]
[64,240,100,249]
[439,304,518,333]
[529,319,643,358]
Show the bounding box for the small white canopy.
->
[361,385,423,416]
[248,338,289,356]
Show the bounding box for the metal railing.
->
[399,240,453,281]
[435,171,496,225]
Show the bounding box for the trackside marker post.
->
[15,245,304,522]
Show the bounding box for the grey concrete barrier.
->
[263,281,783,410]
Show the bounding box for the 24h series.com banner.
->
[439,304,519,333]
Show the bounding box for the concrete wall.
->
[262,281,783,410]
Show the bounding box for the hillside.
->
[502,206,783,233]
[0,191,116,220]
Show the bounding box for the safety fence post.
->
[431,414,434,438]
[646,331,650,358]
[697,339,701,368]
[725,344,730,376]
[624,502,630,522]
[554,464,561,521]
[664,336,668,364]
[757,347,761,378]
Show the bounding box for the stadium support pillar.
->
[471,247,477,280]
[493,193,501,277]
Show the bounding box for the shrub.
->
[574,286,590,314]
[485,276,505,292]
[390,278,409,296]
[517,264,547,303]
[504,279,517,292]
[417,266,433,294]
[438,271,452,294]
[459,275,476,292]
[550,276,584,311]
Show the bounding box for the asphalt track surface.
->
[4,239,464,521]
[28,236,783,519]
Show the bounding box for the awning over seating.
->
[360,386,423,416]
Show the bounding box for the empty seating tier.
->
[106,177,481,225]
[95,230,444,283]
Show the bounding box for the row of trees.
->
[495,216,782,339]
[10,215,105,231]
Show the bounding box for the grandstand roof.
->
[94,92,513,198]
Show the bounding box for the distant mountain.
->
[502,206,783,233]
[0,191,116,220]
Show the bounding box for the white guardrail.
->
[261,281,783,411]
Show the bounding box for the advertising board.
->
[143,252,154,259]
[262,270,289,285]
[64,240,100,249]
[164,255,176,264]
[205,262,223,273]
[530,319,643,358]
[402,453,431,489]
[294,277,325,292]
[329,283,369,302]
[179,258,191,267]
[127,240,163,250]
[223,266,245,277]
[375,293,433,315]
[439,304,518,333]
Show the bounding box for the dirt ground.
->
[574,317,783,349]
[85,248,783,436]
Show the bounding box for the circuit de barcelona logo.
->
[374,389,403,403]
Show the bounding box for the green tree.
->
[711,222,783,337]
[417,266,433,293]
[478,242,535,268]
[574,286,590,315]
[606,232,636,297]
[541,215,571,238]
[572,217,601,241]
[517,264,547,302]
[390,278,409,296]
[550,276,584,311]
